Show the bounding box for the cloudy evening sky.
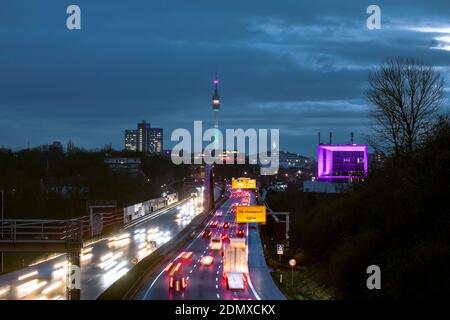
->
[0,0,449,157]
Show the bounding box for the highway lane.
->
[138,189,277,300]
[0,190,220,300]
[136,199,255,300]
[247,226,286,300]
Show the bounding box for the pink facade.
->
[317,144,368,180]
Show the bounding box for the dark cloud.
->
[0,0,449,156]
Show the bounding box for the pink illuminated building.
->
[317,144,368,181]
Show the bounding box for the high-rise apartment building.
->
[137,121,151,153]
[125,129,138,152]
[124,121,163,154]
[149,128,163,154]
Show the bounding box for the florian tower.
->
[212,74,220,149]
[204,74,220,212]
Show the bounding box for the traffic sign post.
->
[277,244,284,261]
[67,252,81,300]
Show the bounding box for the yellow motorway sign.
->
[245,179,256,189]
[236,205,266,224]
[232,177,256,189]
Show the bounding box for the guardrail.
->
[0,219,83,245]
[98,194,228,300]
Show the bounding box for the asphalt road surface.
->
[0,192,213,300]
[136,190,285,300]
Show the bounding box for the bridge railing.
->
[0,219,83,245]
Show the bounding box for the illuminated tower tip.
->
[212,74,220,111]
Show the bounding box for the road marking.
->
[143,199,228,299]
[216,293,220,299]
[144,265,167,299]
[216,284,218,289]
[244,222,262,301]
[215,277,218,281]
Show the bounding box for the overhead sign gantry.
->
[231,177,256,189]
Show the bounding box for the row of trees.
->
[0,147,189,219]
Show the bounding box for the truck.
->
[222,238,248,290]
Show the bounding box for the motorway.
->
[136,188,286,300]
[0,191,217,300]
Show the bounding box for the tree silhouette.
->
[367,58,445,155]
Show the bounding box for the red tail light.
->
[181,277,187,288]
[169,276,174,288]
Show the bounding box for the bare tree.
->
[367,58,445,155]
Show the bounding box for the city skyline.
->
[0,1,449,157]
[0,0,448,304]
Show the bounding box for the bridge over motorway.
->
[0,219,83,299]
[0,189,222,300]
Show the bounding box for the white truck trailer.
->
[223,238,248,290]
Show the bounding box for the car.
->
[223,222,230,229]
[202,229,212,238]
[167,261,187,291]
[236,229,245,237]
[200,256,214,266]
[210,220,219,228]
[215,210,223,217]
[178,251,193,261]
[209,238,222,250]
[220,232,229,240]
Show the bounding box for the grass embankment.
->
[259,227,336,300]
